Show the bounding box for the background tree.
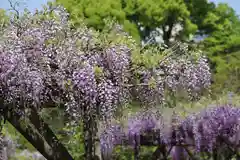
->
[0,9,9,35]
[201,3,240,93]
[55,0,198,44]
[184,0,216,35]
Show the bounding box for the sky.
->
[0,0,50,13]
[0,0,240,15]
[210,0,240,15]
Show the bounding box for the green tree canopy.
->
[55,0,199,44]
[184,0,216,35]
[201,3,240,93]
[0,9,9,33]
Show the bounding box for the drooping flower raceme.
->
[100,124,125,159]
[169,105,240,154]
[100,105,240,158]
[191,105,240,152]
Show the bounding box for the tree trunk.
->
[83,109,98,160]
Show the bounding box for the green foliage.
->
[58,124,84,160]
[112,146,157,160]
[2,122,35,152]
[202,3,240,93]
[0,9,9,34]
[40,108,66,132]
[184,0,216,35]
[203,3,239,33]
[55,0,198,43]
[53,0,141,40]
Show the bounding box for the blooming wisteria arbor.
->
[0,4,220,160]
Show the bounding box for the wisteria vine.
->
[0,4,212,159]
[100,105,240,159]
[0,5,211,120]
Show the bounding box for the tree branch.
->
[7,0,20,19]
[5,110,54,160]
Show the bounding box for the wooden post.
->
[83,108,98,160]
